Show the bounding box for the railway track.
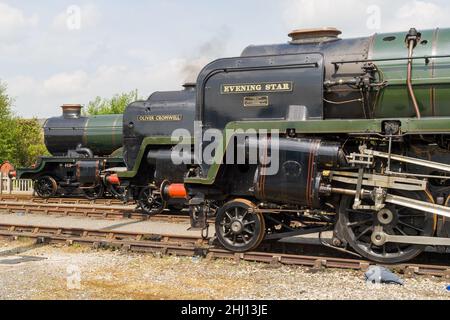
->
[0,194,127,206]
[0,222,448,279]
[0,198,192,224]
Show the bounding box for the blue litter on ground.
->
[365,266,404,285]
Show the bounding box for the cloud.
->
[396,1,445,23]
[43,71,89,96]
[283,0,450,37]
[0,2,38,41]
[52,4,101,32]
[7,60,186,118]
[5,0,450,119]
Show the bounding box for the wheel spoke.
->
[399,214,425,219]
[394,227,408,236]
[347,209,373,216]
[243,228,255,235]
[347,219,372,228]
[355,226,372,241]
[398,221,424,233]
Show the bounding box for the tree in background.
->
[0,82,48,168]
[0,82,17,165]
[86,90,140,115]
[0,83,138,168]
[14,119,49,167]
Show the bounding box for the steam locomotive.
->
[17,105,125,200]
[21,27,450,263]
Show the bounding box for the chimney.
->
[288,27,342,44]
[61,104,82,119]
[182,83,196,91]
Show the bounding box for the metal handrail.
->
[331,54,450,66]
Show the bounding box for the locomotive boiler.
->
[111,27,450,263]
[18,105,125,199]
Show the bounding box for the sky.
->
[2,0,450,118]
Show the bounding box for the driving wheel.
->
[215,199,266,252]
[34,176,58,199]
[138,186,166,216]
[339,190,435,264]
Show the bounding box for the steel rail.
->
[0,200,193,224]
[0,223,206,246]
[0,194,128,206]
[0,223,448,279]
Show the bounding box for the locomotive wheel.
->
[34,176,58,199]
[215,199,266,253]
[339,190,435,264]
[138,187,166,216]
[83,184,104,200]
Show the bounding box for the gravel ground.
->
[0,239,448,300]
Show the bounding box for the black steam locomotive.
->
[109,27,450,264]
[18,105,125,200]
[23,27,450,263]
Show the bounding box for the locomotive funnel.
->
[288,27,342,44]
[182,82,196,91]
[62,104,82,119]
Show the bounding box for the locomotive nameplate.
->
[221,82,293,94]
[244,96,269,107]
[137,115,183,122]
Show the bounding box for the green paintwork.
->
[83,114,123,155]
[372,28,450,118]
[17,156,124,179]
[117,136,194,179]
[400,117,450,133]
[110,148,124,158]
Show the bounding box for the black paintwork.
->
[44,117,88,156]
[76,160,100,186]
[196,53,325,127]
[123,87,196,172]
[241,37,372,119]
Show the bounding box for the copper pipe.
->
[407,39,421,119]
